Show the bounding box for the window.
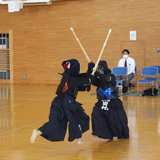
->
[0,33,10,79]
[0,33,9,49]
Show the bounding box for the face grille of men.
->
[97,65,104,74]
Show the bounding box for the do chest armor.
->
[97,83,118,100]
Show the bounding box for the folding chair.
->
[149,66,160,74]
[137,67,158,95]
[112,67,128,94]
[148,65,160,88]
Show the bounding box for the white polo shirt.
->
[118,57,135,74]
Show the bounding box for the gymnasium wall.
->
[0,0,160,84]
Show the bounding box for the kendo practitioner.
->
[88,60,129,140]
[30,59,92,145]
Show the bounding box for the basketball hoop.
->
[0,0,51,12]
[7,1,23,12]
[1,0,50,3]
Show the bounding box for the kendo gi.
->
[89,61,129,140]
[38,59,91,142]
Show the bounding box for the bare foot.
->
[89,134,98,138]
[30,129,42,143]
[77,138,85,145]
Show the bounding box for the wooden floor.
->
[0,84,160,160]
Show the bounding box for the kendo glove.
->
[86,84,91,91]
[78,84,91,92]
[95,71,110,82]
[87,62,95,74]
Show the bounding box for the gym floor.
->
[0,84,160,160]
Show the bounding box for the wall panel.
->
[0,0,159,84]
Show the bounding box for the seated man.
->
[118,49,135,93]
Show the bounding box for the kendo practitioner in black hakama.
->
[30,59,92,145]
[88,60,129,140]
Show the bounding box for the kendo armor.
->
[96,82,118,100]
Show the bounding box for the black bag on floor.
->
[129,83,134,87]
[142,87,159,96]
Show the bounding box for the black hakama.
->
[39,95,89,142]
[91,98,129,139]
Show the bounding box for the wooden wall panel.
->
[0,0,160,84]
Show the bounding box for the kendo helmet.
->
[62,59,80,76]
[97,60,111,75]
